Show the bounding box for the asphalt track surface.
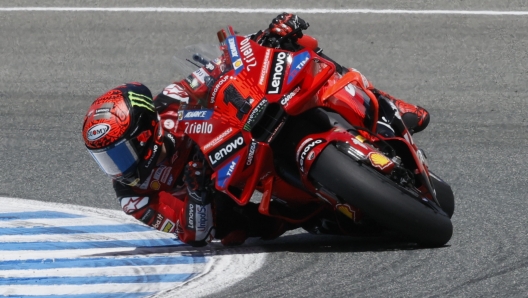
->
[1,1,528,297]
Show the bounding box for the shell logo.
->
[368,152,392,170]
[336,204,355,220]
[150,180,161,190]
[233,59,243,69]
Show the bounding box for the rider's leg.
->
[371,88,430,134]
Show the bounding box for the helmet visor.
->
[89,139,139,181]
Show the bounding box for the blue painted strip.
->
[0,224,155,235]
[0,239,184,251]
[12,293,154,298]
[0,255,206,270]
[0,211,84,221]
[0,273,197,285]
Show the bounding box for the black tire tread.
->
[310,145,453,247]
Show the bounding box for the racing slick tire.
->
[309,145,453,247]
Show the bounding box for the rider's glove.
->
[181,160,215,247]
[184,160,210,204]
[269,13,309,37]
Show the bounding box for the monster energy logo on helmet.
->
[128,91,154,112]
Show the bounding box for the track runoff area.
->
[0,197,265,297]
[1,4,527,298]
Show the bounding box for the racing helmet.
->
[83,83,163,186]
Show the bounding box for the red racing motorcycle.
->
[172,26,454,247]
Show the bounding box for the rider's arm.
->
[113,179,215,246]
[249,13,348,75]
[113,180,184,233]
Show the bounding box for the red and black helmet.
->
[82,83,163,186]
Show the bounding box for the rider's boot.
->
[372,89,430,134]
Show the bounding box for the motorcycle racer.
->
[82,13,430,247]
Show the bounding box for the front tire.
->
[310,145,453,247]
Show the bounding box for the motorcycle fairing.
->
[174,30,439,216]
[293,129,396,185]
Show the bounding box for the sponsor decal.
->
[228,37,239,58]
[93,103,113,120]
[227,36,243,74]
[188,189,202,202]
[233,59,243,70]
[87,124,110,141]
[355,135,366,143]
[140,208,155,224]
[344,83,356,97]
[351,135,369,149]
[308,151,315,161]
[166,133,176,147]
[205,62,215,72]
[120,196,149,214]
[187,203,195,229]
[163,119,175,130]
[217,156,240,187]
[245,141,257,168]
[186,74,201,90]
[196,204,210,233]
[203,127,233,151]
[152,213,164,229]
[162,84,189,104]
[128,91,154,112]
[175,219,183,234]
[95,108,110,114]
[182,109,214,120]
[239,37,257,72]
[162,219,175,232]
[184,122,213,134]
[143,144,159,169]
[267,51,288,94]
[210,75,230,103]
[368,152,392,170]
[298,138,326,173]
[160,167,171,183]
[170,151,179,164]
[244,99,268,131]
[150,180,161,190]
[153,167,165,180]
[336,204,356,220]
[287,51,310,84]
[280,86,300,106]
[208,132,245,168]
[192,68,208,84]
[258,49,272,86]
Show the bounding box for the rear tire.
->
[310,145,453,247]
